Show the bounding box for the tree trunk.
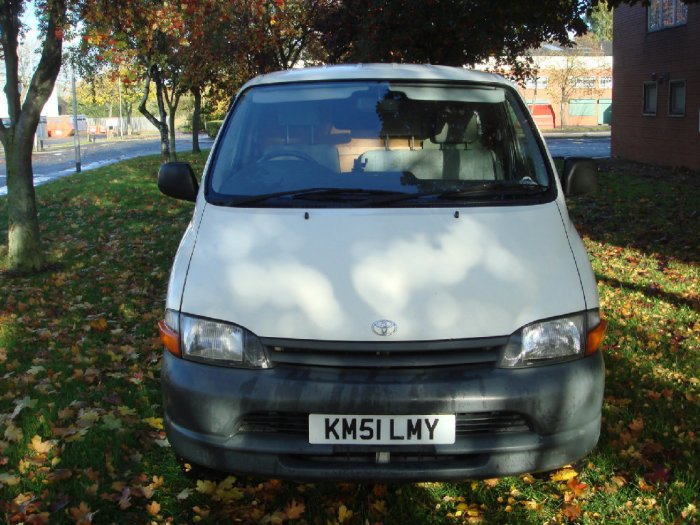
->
[4,131,43,272]
[191,86,201,154]
[138,65,170,164]
[166,93,180,162]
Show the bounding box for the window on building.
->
[643,82,658,115]
[648,0,688,31]
[573,77,596,89]
[599,77,613,89]
[525,76,548,90]
[669,80,686,116]
[569,99,596,117]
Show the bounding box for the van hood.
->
[180,203,585,341]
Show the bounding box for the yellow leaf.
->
[196,479,217,495]
[142,417,164,430]
[30,434,54,454]
[550,467,578,482]
[0,473,20,486]
[338,504,353,523]
[4,423,23,443]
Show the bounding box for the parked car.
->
[157,64,606,481]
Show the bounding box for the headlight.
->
[161,310,270,368]
[498,311,604,368]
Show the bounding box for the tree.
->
[314,0,591,80]
[545,52,603,128]
[0,0,68,273]
[589,0,613,44]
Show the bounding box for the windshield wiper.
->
[435,181,549,200]
[364,181,549,206]
[227,187,407,206]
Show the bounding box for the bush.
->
[206,120,224,138]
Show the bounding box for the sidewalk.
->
[542,130,611,139]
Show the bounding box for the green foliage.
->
[314,0,590,80]
[589,0,614,43]
[206,120,224,138]
[0,155,699,523]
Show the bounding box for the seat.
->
[431,112,498,181]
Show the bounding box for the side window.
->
[643,82,658,116]
[669,80,686,116]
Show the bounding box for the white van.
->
[157,64,606,481]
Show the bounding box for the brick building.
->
[612,1,700,170]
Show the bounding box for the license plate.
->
[309,414,456,445]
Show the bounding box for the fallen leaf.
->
[551,467,578,482]
[30,435,55,454]
[562,503,583,521]
[284,499,305,520]
[145,500,161,516]
[142,417,164,430]
[0,472,20,486]
[47,469,73,482]
[338,504,353,524]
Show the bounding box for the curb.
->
[542,131,611,139]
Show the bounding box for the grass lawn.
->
[0,155,698,524]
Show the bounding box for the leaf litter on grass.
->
[0,156,698,524]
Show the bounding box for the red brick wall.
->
[612,4,700,170]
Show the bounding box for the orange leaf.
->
[146,501,161,516]
[562,503,582,521]
[284,499,305,520]
[566,477,588,497]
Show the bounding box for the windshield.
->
[207,81,553,207]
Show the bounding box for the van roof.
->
[241,64,509,90]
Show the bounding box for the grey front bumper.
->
[161,351,604,481]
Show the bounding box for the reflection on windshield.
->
[208,81,552,206]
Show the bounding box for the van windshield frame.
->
[205,80,556,208]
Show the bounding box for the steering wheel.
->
[258,150,317,163]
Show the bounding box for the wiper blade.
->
[228,188,405,206]
[436,182,549,200]
[366,182,550,206]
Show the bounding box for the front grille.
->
[238,411,532,436]
[262,337,507,368]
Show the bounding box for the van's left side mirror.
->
[158,162,199,202]
[561,157,598,196]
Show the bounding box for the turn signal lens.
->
[159,309,181,357]
[585,318,607,356]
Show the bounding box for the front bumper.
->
[161,351,604,481]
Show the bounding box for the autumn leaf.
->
[30,435,55,454]
[551,467,578,482]
[284,499,305,520]
[562,503,583,521]
[566,477,589,497]
[47,469,73,482]
[0,472,20,486]
[338,504,353,523]
[142,416,164,430]
[90,318,109,331]
[145,500,161,516]
[4,422,24,443]
[68,502,93,524]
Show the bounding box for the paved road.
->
[0,134,213,195]
[1,135,609,196]
[545,136,611,159]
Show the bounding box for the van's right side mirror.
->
[560,157,598,196]
[158,162,199,202]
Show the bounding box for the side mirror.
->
[158,162,199,202]
[561,157,598,196]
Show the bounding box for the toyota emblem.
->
[372,319,397,337]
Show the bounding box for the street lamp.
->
[71,62,81,173]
